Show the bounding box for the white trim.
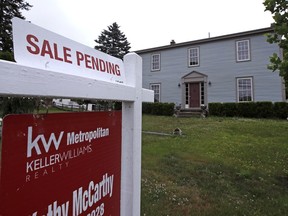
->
[236,39,251,62]
[151,53,161,71]
[149,83,161,102]
[236,77,254,102]
[188,47,200,67]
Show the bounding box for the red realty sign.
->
[0,112,121,215]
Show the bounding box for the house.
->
[136,27,286,111]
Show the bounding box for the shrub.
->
[142,102,175,116]
[237,102,257,118]
[274,102,288,119]
[255,101,273,118]
[208,103,224,116]
[2,97,36,116]
[209,101,287,119]
[223,102,238,117]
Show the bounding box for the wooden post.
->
[121,53,143,216]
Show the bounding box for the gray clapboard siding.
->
[137,28,284,105]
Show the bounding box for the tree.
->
[263,0,288,93]
[0,0,32,52]
[0,1,33,116]
[94,22,131,60]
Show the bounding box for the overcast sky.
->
[23,0,273,51]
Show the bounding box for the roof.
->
[135,27,274,54]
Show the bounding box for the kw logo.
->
[27,126,64,158]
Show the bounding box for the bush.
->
[255,101,273,118]
[237,102,257,118]
[274,102,288,119]
[209,101,287,119]
[208,103,224,116]
[2,97,36,117]
[142,102,175,116]
[223,103,238,117]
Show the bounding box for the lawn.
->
[141,115,288,216]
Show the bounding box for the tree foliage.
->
[1,97,36,116]
[263,0,288,89]
[94,22,131,60]
[0,1,34,117]
[0,0,32,52]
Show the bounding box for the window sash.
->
[188,47,199,66]
[151,54,160,71]
[236,40,250,61]
[150,83,161,102]
[237,77,253,102]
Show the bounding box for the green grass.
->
[141,115,288,216]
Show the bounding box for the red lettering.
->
[76,51,84,66]
[53,43,63,62]
[91,56,99,71]
[63,47,72,64]
[115,65,121,76]
[84,54,92,69]
[106,61,111,74]
[26,34,40,55]
[40,40,53,58]
[107,62,115,75]
[99,59,106,72]
[27,36,73,64]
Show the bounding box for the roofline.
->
[134,27,273,54]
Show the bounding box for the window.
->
[151,54,160,71]
[236,40,250,62]
[185,83,189,106]
[200,82,205,105]
[237,77,253,102]
[150,83,161,102]
[188,47,199,66]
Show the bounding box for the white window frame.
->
[236,39,250,62]
[151,54,161,71]
[188,47,200,67]
[236,77,254,102]
[150,83,161,102]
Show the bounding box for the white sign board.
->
[12,17,126,84]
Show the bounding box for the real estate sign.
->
[0,16,153,216]
[12,17,126,84]
[0,112,121,215]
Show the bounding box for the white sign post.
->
[0,18,154,216]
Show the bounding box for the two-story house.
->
[136,27,286,110]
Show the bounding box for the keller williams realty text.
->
[25,126,110,181]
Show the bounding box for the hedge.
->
[209,102,287,119]
[142,102,175,116]
[274,102,288,119]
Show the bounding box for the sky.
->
[22,0,274,51]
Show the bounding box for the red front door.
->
[189,83,200,108]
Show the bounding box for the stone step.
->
[176,109,202,117]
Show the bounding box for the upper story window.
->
[151,54,161,71]
[236,39,250,62]
[188,47,199,67]
[237,77,253,102]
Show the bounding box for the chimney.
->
[170,40,176,45]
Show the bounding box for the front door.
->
[189,83,200,108]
